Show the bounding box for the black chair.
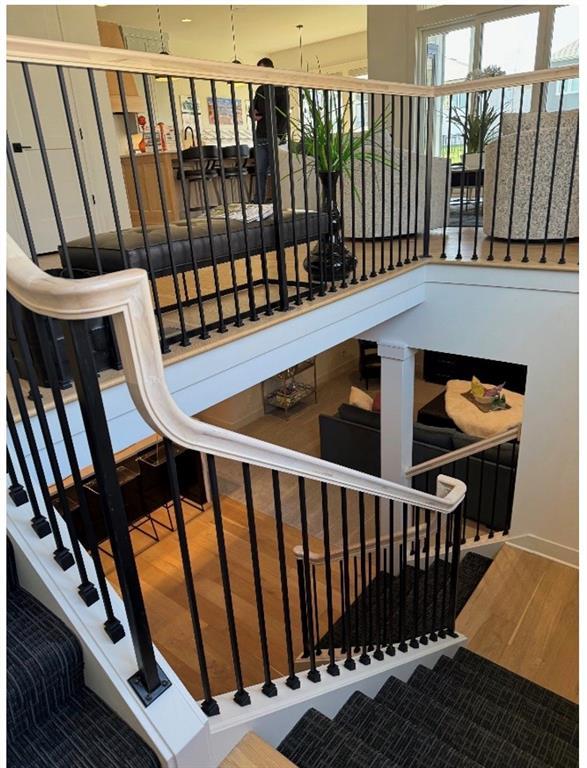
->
[221,145,250,202]
[358,339,381,389]
[174,145,221,210]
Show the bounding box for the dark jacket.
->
[252,84,289,141]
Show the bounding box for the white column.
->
[378,342,415,485]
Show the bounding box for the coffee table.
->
[444,379,524,439]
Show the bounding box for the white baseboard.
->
[504,534,579,568]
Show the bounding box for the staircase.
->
[278,647,579,768]
[6,542,160,768]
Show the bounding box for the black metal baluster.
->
[559,113,579,265]
[413,96,421,262]
[379,93,387,274]
[143,74,191,345]
[420,510,431,644]
[6,405,48,534]
[504,439,519,535]
[488,442,502,538]
[488,89,506,261]
[410,505,420,648]
[65,319,168,705]
[475,450,486,541]
[296,559,311,659]
[456,91,470,260]
[339,560,345,653]
[206,455,250,705]
[440,95,453,259]
[447,504,463,637]
[522,84,545,263]
[192,77,228,330]
[541,80,566,264]
[272,471,300,688]
[396,95,404,268]
[505,85,526,262]
[337,90,347,289]
[312,565,321,655]
[210,79,244,326]
[373,498,384,660]
[31,314,124,638]
[285,91,302,305]
[324,90,337,293]
[397,503,409,652]
[340,488,356,670]
[405,96,413,265]
[298,477,321,682]
[117,72,170,350]
[370,92,377,278]
[162,440,218,714]
[348,92,358,284]
[388,95,396,271]
[298,87,314,302]
[312,88,326,297]
[358,493,370,664]
[429,512,442,642]
[320,483,339,675]
[367,550,374,651]
[386,500,396,655]
[167,76,210,338]
[382,547,388,647]
[439,511,452,638]
[462,456,471,544]
[242,464,277,696]
[471,91,486,261]
[353,555,360,653]
[360,93,367,281]
[422,95,434,258]
[7,448,27,506]
[7,316,73,569]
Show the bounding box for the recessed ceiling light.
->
[181,18,192,23]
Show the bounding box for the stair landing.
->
[456,544,578,703]
[221,732,295,768]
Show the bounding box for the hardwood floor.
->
[456,544,578,703]
[220,733,295,768]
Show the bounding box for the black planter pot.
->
[304,171,356,287]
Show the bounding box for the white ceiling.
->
[95,4,367,64]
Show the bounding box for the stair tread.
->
[454,648,578,720]
[7,685,160,768]
[376,675,558,768]
[278,708,398,768]
[335,690,483,768]
[7,586,84,738]
[408,665,577,766]
[434,655,578,745]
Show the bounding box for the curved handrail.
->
[7,236,465,514]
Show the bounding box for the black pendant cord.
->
[298,477,321,682]
[321,483,339,675]
[162,440,218,714]
[117,71,169,351]
[340,488,356,670]
[440,95,453,258]
[210,80,244,326]
[167,76,210,338]
[272,471,300,688]
[505,85,525,262]
[242,464,277,697]
[206,455,250,705]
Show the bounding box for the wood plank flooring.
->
[220,733,295,768]
[456,544,578,703]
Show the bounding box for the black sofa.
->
[319,403,517,532]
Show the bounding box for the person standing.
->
[251,57,289,204]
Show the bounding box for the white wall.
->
[271,31,367,75]
[363,265,579,553]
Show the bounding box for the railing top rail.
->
[406,425,521,479]
[7,236,465,514]
[7,36,578,98]
[6,35,431,97]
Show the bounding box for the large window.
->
[547,5,579,111]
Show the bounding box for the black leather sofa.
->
[319,403,517,532]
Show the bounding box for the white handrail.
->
[7,236,465,514]
[406,425,521,479]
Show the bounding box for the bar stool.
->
[175,145,221,212]
[221,145,249,203]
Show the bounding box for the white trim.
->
[504,535,579,568]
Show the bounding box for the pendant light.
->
[230,5,241,65]
[297,24,304,72]
[154,6,170,82]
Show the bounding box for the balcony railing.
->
[7,37,579,375]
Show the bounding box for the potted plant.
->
[288,88,392,285]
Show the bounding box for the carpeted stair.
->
[317,551,492,652]
[7,541,161,768]
[279,648,579,768]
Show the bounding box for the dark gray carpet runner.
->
[7,541,160,768]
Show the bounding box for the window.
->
[547,5,579,111]
[352,73,369,132]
